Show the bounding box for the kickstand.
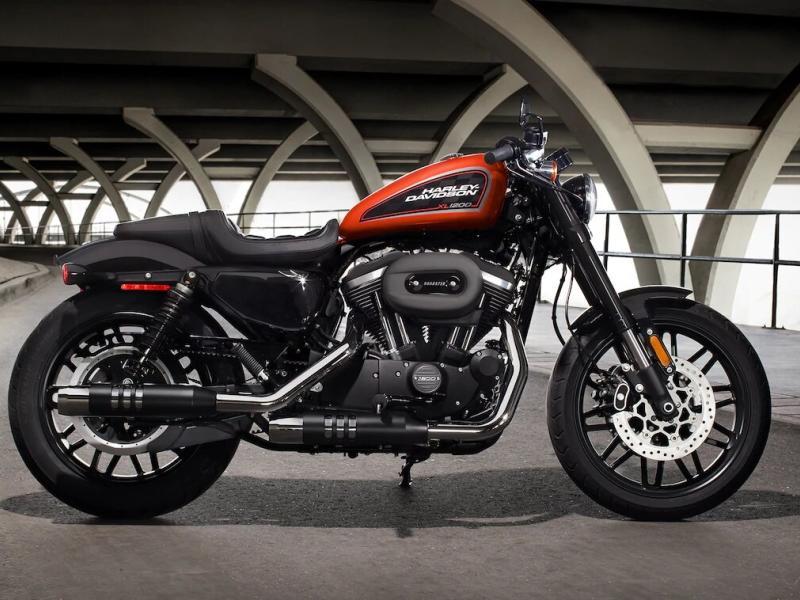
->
[398,453,428,488]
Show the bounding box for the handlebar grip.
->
[484,143,516,165]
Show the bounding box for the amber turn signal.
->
[648,334,672,368]
[534,160,559,182]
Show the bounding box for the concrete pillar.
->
[691,65,800,316]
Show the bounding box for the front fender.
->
[570,285,693,335]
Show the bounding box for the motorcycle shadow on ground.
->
[2,467,798,537]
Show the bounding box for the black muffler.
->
[57,339,359,418]
[57,384,217,417]
[268,411,428,447]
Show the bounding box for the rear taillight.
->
[120,283,172,292]
[61,263,87,285]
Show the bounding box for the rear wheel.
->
[547,301,770,520]
[9,290,241,518]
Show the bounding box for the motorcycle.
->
[9,100,770,520]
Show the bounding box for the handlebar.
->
[484,143,517,165]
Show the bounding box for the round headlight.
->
[562,173,597,224]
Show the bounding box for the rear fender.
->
[570,285,693,336]
[56,239,265,338]
[56,238,204,287]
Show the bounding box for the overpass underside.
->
[1,0,799,311]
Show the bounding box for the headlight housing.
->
[562,173,597,224]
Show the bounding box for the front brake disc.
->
[611,357,716,461]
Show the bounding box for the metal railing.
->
[3,207,798,328]
[232,210,351,238]
[0,210,350,245]
[597,208,800,328]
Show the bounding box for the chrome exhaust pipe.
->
[427,315,528,442]
[56,340,358,417]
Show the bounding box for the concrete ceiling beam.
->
[635,124,761,153]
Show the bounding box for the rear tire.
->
[547,300,770,520]
[9,289,240,518]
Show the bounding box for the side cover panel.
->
[202,268,327,331]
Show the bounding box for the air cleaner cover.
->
[382,253,482,320]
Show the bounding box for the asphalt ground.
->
[1,281,798,600]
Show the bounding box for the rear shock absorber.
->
[126,270,198,380]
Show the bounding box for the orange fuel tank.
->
[339,154,508,242]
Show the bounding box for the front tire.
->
[547,300,770,520]
[9,289,240,518]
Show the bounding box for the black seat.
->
[114,210,339,267]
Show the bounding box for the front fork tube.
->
[547,190,678,420]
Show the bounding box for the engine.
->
[332,251,517,421]
[343,252,514,358]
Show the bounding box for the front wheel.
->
[547,300,770,520]
[9,290,241,518]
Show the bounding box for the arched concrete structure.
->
[78,158,145,242]
[30,171,92,244]
[432,65,526,163]
[252,54,383,199]
[1,156,76,245]
[2,178,67,245]
[50,137,132,225]
[144,140,220,218]
[0,182,34,244]
[691,65,800,315]
[434,0,683,286]
[237,121,318,230]
[123,107,222,211]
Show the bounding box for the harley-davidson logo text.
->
[404,183,480,202]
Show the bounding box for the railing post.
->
[680,212,688,287]
[771,213,780,329]
[602,213,610,268]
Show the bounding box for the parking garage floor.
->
[1,280,798,600]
